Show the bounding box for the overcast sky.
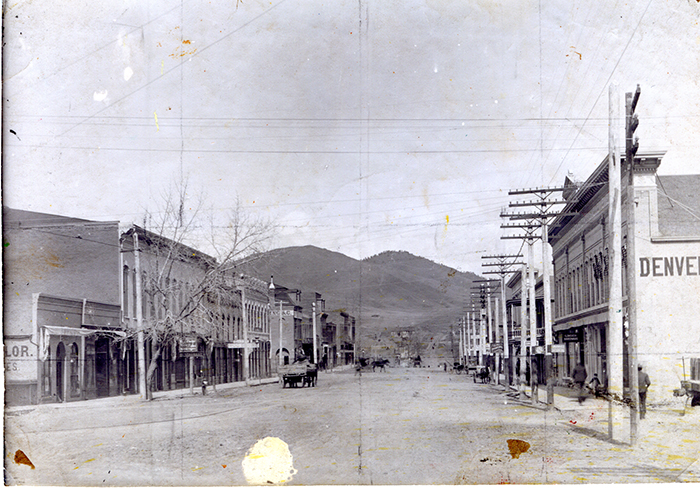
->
[3,0,699,273]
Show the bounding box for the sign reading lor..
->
[4,339,37,381]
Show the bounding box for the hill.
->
[240,246,482,358]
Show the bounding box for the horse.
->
[303,367,318,387]
[478,367,490,384]
[453,363,465,374]
[372,359,389,372]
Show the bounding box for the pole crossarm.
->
[481,261,526,267]
[500,211,561,220]
[508,186,567,195]
[500,223,540,229]
[482,270,520,275]
[501,235,542,240]
[470,283,499,288]
[508,200,567,208]
[481,254,523,259]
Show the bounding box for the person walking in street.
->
[572,362,587,404]
[588,373,602,397]
[638,365,651,419]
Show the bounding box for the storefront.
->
[34,294,123,403]
[549,153,700,402]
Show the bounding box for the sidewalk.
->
[494,381,700,482]
[5,376,281,414]
[6,367,358,414]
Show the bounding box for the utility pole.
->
[464,306,479,365]
[500,227,539,405]
[312,302,318,365]
[473,281,499,383]
[461,316,467,364]
[501,191,565,406]
[133,231,148,400]
[608,82,624,442]
[467,311,474,364]
[279,301,284,367]
[504,189,566,405]
[479,289,486,366]
[520,265,527,401]
[527,240,537,404]
[241,284,250,383]
[482,254,524,388]
[626,84,641,444]
[458,319,464,365]
[487,288,495,383]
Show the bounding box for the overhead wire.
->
[547,0,655,186]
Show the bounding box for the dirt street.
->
[5,367,699,485]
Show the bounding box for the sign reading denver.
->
[639,256,700,277]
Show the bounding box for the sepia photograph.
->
[3,0,700,484]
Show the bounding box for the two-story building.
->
[548,152,700,403]
[3,208,123,405]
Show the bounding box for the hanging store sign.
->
[551,344,566,354]
[270,310,295,316]
[639,256,699,277]
[179,336,199,354]
[562,329,582,342]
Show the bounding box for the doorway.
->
[95,337,110,397]
[56,342,65,402]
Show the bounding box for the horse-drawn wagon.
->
[279,360,318,388]
[675,357,700,407]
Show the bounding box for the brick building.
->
[120,226,276,394]
[548,153,700,403]
[3,208,123,405]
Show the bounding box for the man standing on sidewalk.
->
[638,365,651,419]
[572,362,587,404]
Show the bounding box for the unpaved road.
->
[5,367,699,485]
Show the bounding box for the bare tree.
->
[123,177,275,399]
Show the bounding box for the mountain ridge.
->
[240,246,482,354]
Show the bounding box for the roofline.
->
[121,224,217,265]
[548,151,666,240]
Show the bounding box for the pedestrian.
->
[638,365,651,419]
[588,373,602,397]
[572,362,587,404]
[531,360,539,400]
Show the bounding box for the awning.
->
[39,325,126,361]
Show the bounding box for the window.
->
[132,269,137,318]
[123,266,130,318]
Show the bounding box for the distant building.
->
[324,311,356,368]
[548,152,700,402]
[238,275,273,380]
[299,292,325,363]
[268,278,301,368]
[505,270,548,384]
[3,208,123,405]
